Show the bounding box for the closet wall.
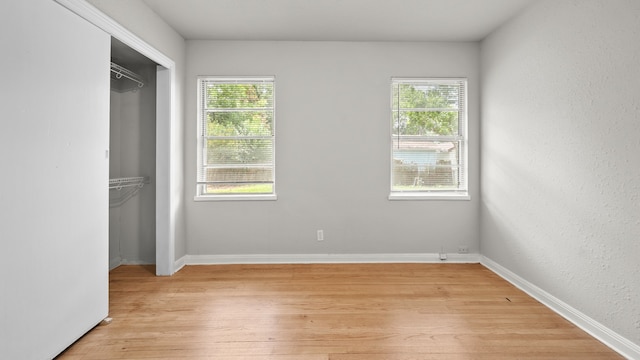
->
[109,39,157,268]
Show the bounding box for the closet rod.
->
[110,62,144,89]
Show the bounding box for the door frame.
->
[55,0,177,275]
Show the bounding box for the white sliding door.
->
[0,1,110,359]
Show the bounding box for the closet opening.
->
[108,37,158,270]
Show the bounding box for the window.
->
[197,77,275,200]
[390,78,468,200]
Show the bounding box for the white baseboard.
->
[481,256,640,360]
[109,256,121,271]
[119,259,154,266]
[110,257,155,270]
[174,255,187,273]
[181,252,481,265]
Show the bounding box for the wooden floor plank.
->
[56,264,622,359]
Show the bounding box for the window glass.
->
[390,78,468,198]
[197,77,275,198]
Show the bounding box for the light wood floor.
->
[58,263,622,359]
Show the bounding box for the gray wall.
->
[185,41,480,256]
[481,0,640,345]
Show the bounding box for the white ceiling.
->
[141,0,537,42]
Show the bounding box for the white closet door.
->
[0,1,110,359]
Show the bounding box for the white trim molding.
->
[174,255,187,273]
[481,256,640,360]
[181,253,481,265]
[110,258,155,270]
[388,193,471,201]
[109,256,122,271]
[120,259,155,266]
[54,0,173,68]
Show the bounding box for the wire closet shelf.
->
[109,176,150,207]
[109,176,148,190]
[110,62,144,90]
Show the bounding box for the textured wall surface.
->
[481,0,640,345]
[186,41,480,256]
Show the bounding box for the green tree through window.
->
[393,83,459,136]
[198,78,275,196]
[391,79,467,196]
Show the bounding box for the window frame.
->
[195,76,277,201]
[388,77,469,201]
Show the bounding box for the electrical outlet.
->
[457,246,469,254]
[317,230,324,241]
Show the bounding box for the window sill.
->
[194,193,278,202]
[388,192,470,201]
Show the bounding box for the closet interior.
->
[109,38,157,269]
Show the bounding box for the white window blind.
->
[197,77,275,198]
[390,78,468,198]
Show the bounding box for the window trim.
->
[388,77,469,201]
[195,76,277,201]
